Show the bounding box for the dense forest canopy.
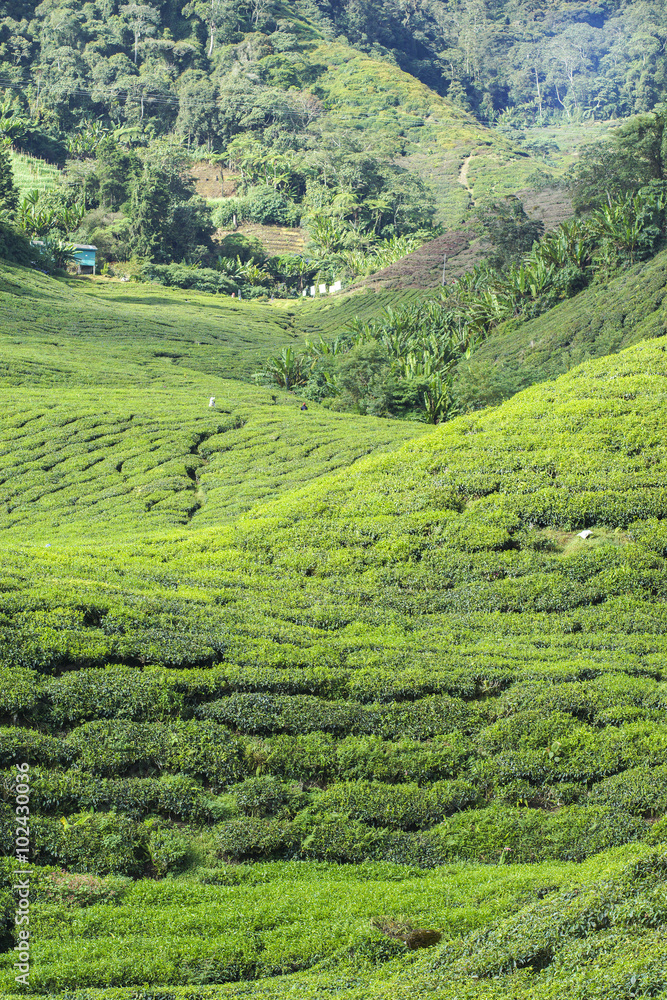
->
[1,0,667,144]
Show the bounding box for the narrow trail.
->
[458,154,475,201]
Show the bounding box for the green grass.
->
[2,260,667,997]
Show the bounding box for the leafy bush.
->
[33,812,148,875]
[36,869,132,906]
[197,692,485,738]
[232,775,302,818]
[147,825,192,878]
[0,726,68,767]
[44,666,184,724]
[141,263,237,294]
[588,765,667,816]
[216,817,297,861]
[64,719,248,789]
[4,768,212,821]
[315,779,481,830]
[212,188,300,227]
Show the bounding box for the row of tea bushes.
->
[215,803,652,866]
[0,798,652,878]
[0,769,213,821]
[196,692,487,738]
[4,658,667,740]
[3,847,667,998]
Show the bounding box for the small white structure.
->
[302,289,307,297]
[309,286,315,296]
[577,529,592,539]
[330,280,342,293]
[209,397,216,408]
[318,283,327,294]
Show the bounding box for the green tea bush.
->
[588,765,667,816]
[493,675,665,726]
[0,857,15,950]
[0,726,69,767]
[215,817,297,861]
[197,692,485,738]
[32,812,148,875]
[44,667,184,724]
[64,719,248,788]
[262,732,469,784]
[147,825,193,878]
[0,667,40,717]
[437,849,667,981]
[5,768,212,821]
[294,814,394,864]
[232,775,303,818]
[36,869,132,906]
[315,779,481,830]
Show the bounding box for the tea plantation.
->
[2,262,667,997]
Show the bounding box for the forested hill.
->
[3,0,667,130]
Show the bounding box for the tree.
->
[475,195,544,271]
[570,107,667,213]
[0,143,18,213]
[129,167,171,258]
[181,0,244,57]
[175,75,220,149]
[119,3,161,63]
[96,137,141,210]
[335,339,393,416]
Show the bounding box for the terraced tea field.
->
[2,260,667,999]
[8,151,61,196]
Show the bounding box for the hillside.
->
[0,263,428,537]
[3,0,667,992]
[2,251,667,994]
[3,0,627,288]
[455,242,667,410]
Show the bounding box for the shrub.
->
[0,667,40,717]
[7,768,212,821]
[36,869,132,906]
[216,817,297,861]
[197,692,485,739]
[64,719,248,789]
[212,188,300,227]
[261,732,469,785]
[315,779,481,830]
[0,726,68,767]
[588,765,667,816]
[141,263,237,295]
[44,666,184,724]
[147,825,192,878]
[32,812,148,876]
[232,775,300,818]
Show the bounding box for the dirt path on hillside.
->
[459,154,474,201]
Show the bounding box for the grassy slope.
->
[0,265,427,537]
[0,262,420,381]
[3,263,667,996]
[455,245,667,410]
[8,846,667,999]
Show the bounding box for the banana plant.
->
[262,347,308,390]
